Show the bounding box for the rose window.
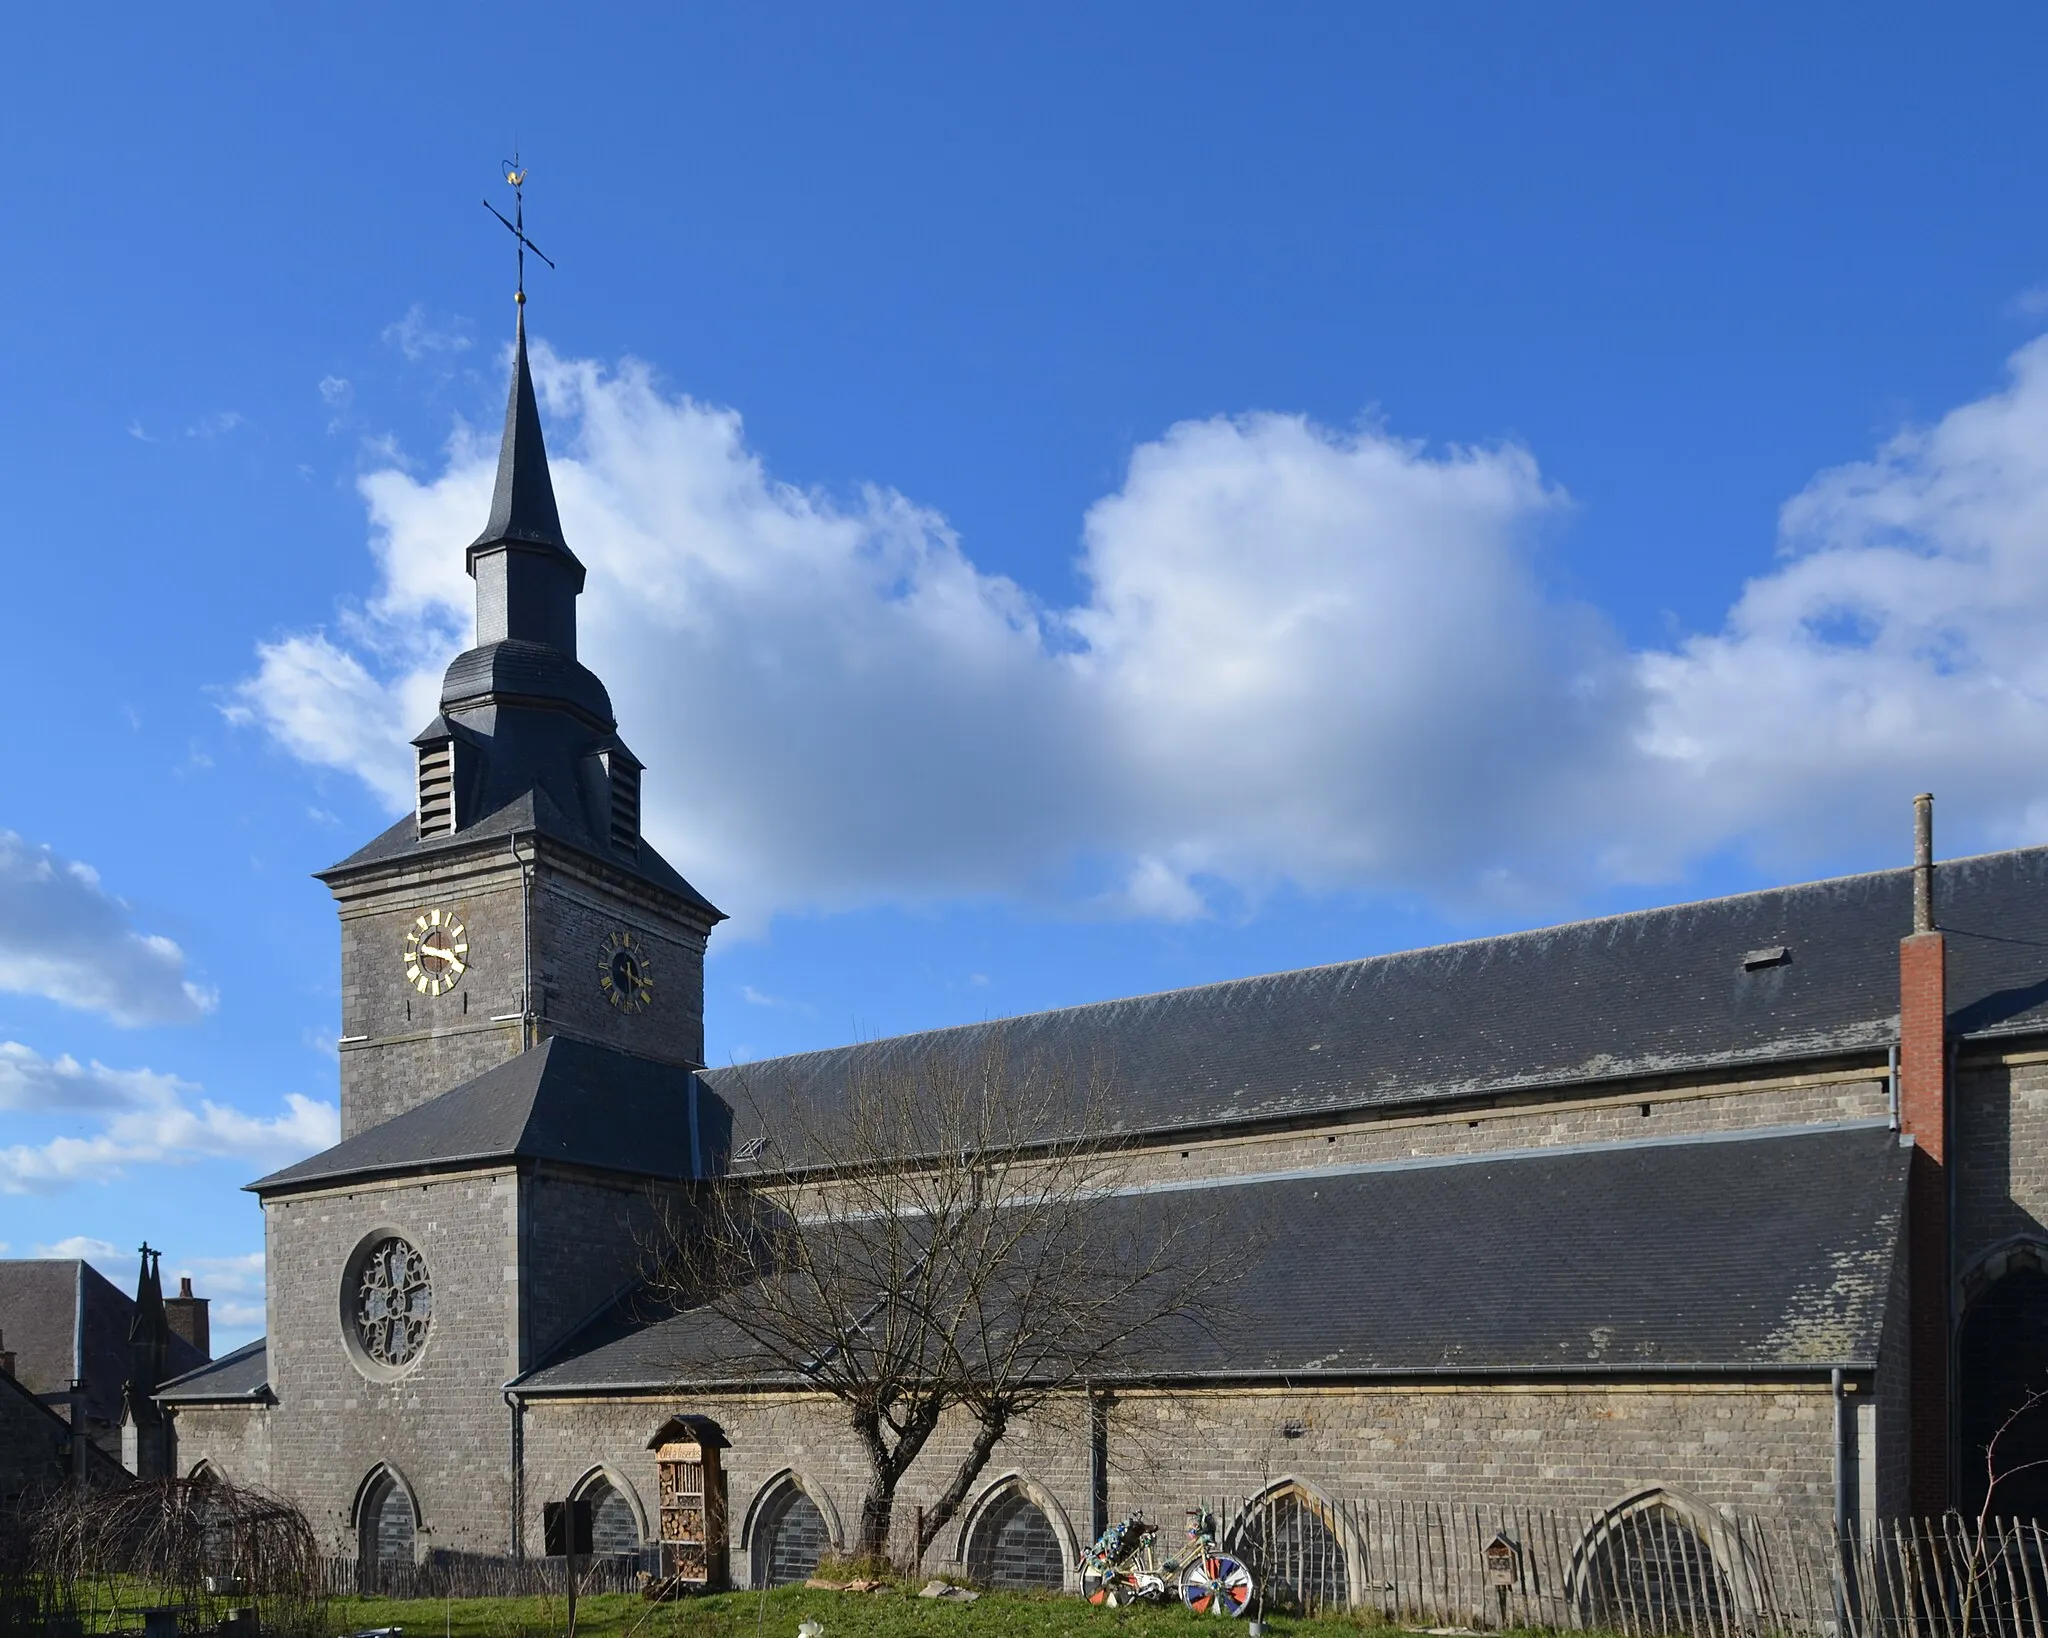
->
[354,1238,432,1367]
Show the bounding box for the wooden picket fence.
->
[322,1548,657,1600]
[1187,1497,2048,1636]
[321,1503,2048,1636]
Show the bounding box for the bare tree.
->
[645,1028,1232,1564]
[1958,1384,2048,1633]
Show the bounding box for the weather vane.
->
[483,154,556,305]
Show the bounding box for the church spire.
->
[467,304,579,568]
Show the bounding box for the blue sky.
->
[7,4,2048,1345]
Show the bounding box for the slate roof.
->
[516,1121,1910,1390]
[248,1036,722,1194]
[0,1260,204,1430]
[468,307,580,570]
[321,787,720,915]
[155,1339,270,1404]
[710,845,2048,1158]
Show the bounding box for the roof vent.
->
[417,740,459,838]
[607,756,641,858]
[413,718,477,840]
[1741,945,1791,971]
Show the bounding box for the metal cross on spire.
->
[483,154,556,305]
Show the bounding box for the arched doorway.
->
[356,1469,417,1593]
[1961,1266,2048,1518]
[1575,1493,1736,1633]
[964,1485,1065,1590]
[1232,1484,1350,1613]
[749,1476,831,1588]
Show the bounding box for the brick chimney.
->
[165,1275,211,1362]
[1898,792,1950,1513]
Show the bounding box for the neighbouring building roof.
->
[0,1260,204,1432]
[248,1035,720,1194]
[516,1121,1911,1391]
[156,1338,270,1405]
[708,845,2048,1158]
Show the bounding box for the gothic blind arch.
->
[1958,1239,2048,1519]
[569,1465,649,1555]
[956,1472,1077,1591]
[353,1464,420,1591]
[740,1470,839,1589]
[1569,1487,1752,1632]
[1228,1479,1353,1613]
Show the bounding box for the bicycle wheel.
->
[1084,1569,1133,1607]
[1181,1553,1256,1617]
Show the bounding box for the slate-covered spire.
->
[126,1245,168,1395]
[467,303,582,573]
[458,300,589,662]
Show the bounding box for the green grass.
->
[324,1588,1402,1638]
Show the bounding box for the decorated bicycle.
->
[1081,1508,1256,1617]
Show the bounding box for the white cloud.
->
[383,304,473,362]
[35,1234,120,1262]
[0,1040,335,1195]
[0,834,216,1024]
[227,332,2048,929]
[177,1250,267,1342]
[1628,334,2048,874]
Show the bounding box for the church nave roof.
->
[515,1119,1910,1391]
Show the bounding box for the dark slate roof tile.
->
[155,1338,270,1403]
[0,1260,203,1429]
[517,1122,1909,1390]
[709,847,2048,1152]
[249,1037,720,1192]
[321,790,720,917]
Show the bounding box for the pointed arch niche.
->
[1569,1487,1754,1633]
[740,1470,840,1588]
[1959,1237,2048,1519]
[1229,1480,1354,1613]
[353,1465,419,1592]
[569,1466,649,1557]
[956,1473,1077,1591]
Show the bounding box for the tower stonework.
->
[320,306,721,1140]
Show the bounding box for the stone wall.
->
[259,1171,522,1558]
[1872,1227,1912,1521]
[521,1168,682,1366]
[1955,1052,2048,1276]
[333,850,530,1139]
[1103,1070,1892,1191]
[518,1378,1842,1588]
[529,854,709,1071]
[0,1373,90,1499]
[166,1401,274,1488]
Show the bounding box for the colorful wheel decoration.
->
[1181,1553,1256,1617]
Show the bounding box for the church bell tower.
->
[319,296,723,1139]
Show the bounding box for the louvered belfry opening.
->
[607,754,641,858]
[417,740,457,838]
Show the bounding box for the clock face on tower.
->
[598,929,654,1013]
[403,908,469,996]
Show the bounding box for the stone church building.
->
[157,296,2048,1598]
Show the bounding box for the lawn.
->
[324,1588,1399,1638]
